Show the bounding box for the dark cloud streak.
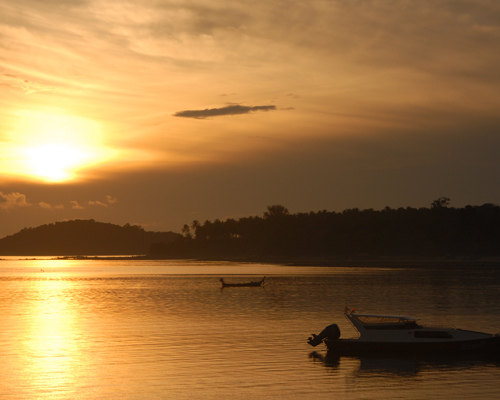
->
[174,104,276,119]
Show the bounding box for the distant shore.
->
[43,254,500,268]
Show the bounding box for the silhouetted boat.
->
[308,307,500,356]
[219,277,265,288]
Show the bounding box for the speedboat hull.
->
[308,309,500,357]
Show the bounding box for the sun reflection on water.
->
[21,277,86,397]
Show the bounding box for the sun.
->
[2,110,115,183]
[25,143,91,182]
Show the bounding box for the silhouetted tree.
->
[181,224,191,239]
[264,204,289,219]
[431,197,451,209]
[191,220,200,239]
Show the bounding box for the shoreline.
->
[44,254,500,268]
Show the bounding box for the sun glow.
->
[3,110,115,183]
[25,143,91,182]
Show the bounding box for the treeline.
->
[0,219,180,255]
[149,200,500,260]
[1,200,498,259]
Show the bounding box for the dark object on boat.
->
[308,307,500,356]
[307,324,340,347]
[220,277,265,288]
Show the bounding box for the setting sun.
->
[24,143,91,182]
[2,110,115,183]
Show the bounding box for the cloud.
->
[0,192,30,209]
[70,200,84,210]
[0,193,117,211]
[1,73,56,95]
[105,195,118,205]
[174,104,276,119]
[88,200,106,207]
[88,195,118,207]
[38,202,64,210]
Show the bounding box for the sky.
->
[1,0,500,237]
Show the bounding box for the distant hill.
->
[0,219,181,255]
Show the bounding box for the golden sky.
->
[1,0,500,235]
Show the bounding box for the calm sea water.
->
[0,258,499,399]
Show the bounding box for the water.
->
[1,258,499,399]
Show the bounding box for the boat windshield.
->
[354,315,420,328]
[357,316,409,324]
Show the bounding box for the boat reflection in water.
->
[309,350,500,378]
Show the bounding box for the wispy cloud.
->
[105,194,118,205]
[70,200,84,210]
[39,195,118,210]
[88,195,118,207]
[38,202,64,210]
[0,192,30,209]
[174,104,276,119]
[1,73,56,94]
[0,193,118,211]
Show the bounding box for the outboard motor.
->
[308,324,341,347]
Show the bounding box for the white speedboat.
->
[308,308,500,355]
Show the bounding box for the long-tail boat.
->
[219,277,265,288]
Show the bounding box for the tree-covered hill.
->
[150,202,500,260]
[2,201,499,260]
[0,219,181,255]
